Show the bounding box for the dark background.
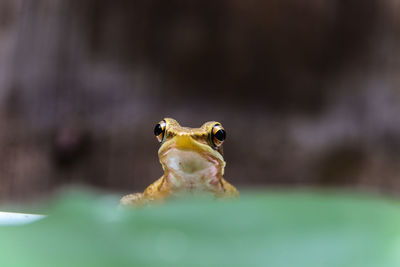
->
[0,0,399,202]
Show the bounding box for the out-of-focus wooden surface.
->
[1,0,400,201]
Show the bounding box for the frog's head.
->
[153,118,226,190]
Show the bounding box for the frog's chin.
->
[159,146,225,192]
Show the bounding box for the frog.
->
[120,118,239,206]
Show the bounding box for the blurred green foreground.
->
[0,190,400,267]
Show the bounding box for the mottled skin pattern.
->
[120,118,239,206]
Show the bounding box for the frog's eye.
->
[154,120,167,143]
[211,124,226,148]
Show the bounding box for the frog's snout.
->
[172,135,201,150]
[158,134,225,168]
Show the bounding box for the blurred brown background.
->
[0,0,399,202]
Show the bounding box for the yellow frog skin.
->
[120,118,239,206]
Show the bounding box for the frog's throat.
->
[158,135,226,176]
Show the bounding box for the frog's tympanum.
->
[120,118,239,206]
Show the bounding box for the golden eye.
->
[211,124,226,148]
[154,120,166,143]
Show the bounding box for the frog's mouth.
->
[158,135,225,191]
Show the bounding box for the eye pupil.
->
[154,120,167,143]
[214,129,226,141]
[211,124,226,148]
[154,124,163,136]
